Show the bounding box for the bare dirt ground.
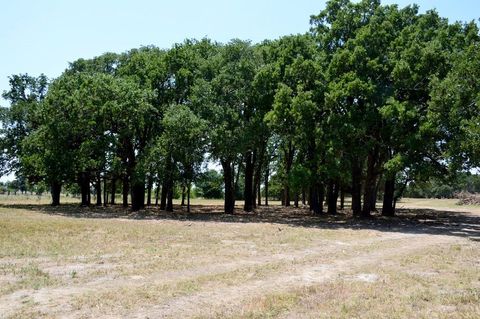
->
[0,198,479,318]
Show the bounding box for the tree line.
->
[1,0,479,217]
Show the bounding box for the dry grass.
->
[0,194,80,206]
[246,242,480,319]
[398,197,480,212]
[0,198,479,318]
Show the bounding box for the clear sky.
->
[0,0,479,106]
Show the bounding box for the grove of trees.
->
[1,0,479,217]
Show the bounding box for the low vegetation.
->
[0,198,479,318]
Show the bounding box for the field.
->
[0,195,479,318]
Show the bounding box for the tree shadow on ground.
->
[1,203,479,241]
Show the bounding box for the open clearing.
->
[0,198,479,318]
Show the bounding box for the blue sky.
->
[1,0,479,105]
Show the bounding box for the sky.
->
[0,0,479,106]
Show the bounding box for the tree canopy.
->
[1,0,479,217]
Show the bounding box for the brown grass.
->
[0,198,479,318]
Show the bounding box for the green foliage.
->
[404,173,480,199]
[1,0,478,214]
[266,173,284,201]
[289,164,310,193]
[195,170,224,199]
[160,104,208,182]
[0,74,48,178]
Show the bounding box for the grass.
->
[0,262,59,295]
[219,244,479,318]
[397,197,480,211]
[0,193,80,205]
[0,193,284,207]
[0,197,479,318]
[259,242,480,319]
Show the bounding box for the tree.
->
[193,40,256,214]
[429,39,480,170]
[195,170,224,199]
[158,104,208,212]
[0,74,48,188]
[22,71,152,208]
[380,12,479,216]
[2,1,478,219]
[264,34,323,212]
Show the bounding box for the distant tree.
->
[158,104,208,212]
[430,39,480,170]
[195,170,224,199]
[264,34,323,212]
[0,73,48,186]
[192,40,256,213]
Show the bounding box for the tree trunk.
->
[187,182,191,213]
[252,181,257,209]
[340,186,345,210]
[283,143,294,207]
[310,182,323,215]
[155,184,160,206]
[234,159,242,199]
[334,183,339,212]
[327,180,338,214]
[131,181,145,211]
[257,181,261,207]
[351,158,362,217]
[264,165,269,206]
[80,172,90,207]
[294,193,299,208]
[146,174,153,206]
[284,187,290,207]
[122,173,129,208]
[327,181,334,214]
[309,185,318,213]
[244,150,254,212]
[307,140,321,214]
[87,187,91,206]
[253,148,263,209]
[222,160,235,214]
[302,189,306,206]
[382,176,395,217]
[362,149,378,218]
[166,182,174,212]
[318,183,325,213]
[160,179,168,210]
[371,172,383,212]
[161,156,174,211]
[51,181,61,206]
[103,175,108,207]
[181,183,186,206]
[96,172,102,206]
[110,176,116,205]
